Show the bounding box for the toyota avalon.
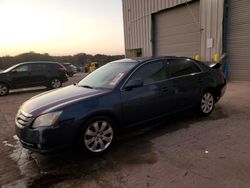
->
[15,57,226,155]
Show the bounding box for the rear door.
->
[165,58,204,111]
[30,63,47,86]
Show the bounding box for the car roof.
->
[3,61,64,72]
[16,61,62,66]
[121,56,195,64]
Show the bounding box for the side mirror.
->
[124,79,143,90]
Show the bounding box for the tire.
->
[80,116,116,155]
[199,91,215,116]
[0,83,9,96]
[49,78,62,89]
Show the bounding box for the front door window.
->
[13,65,29,72]
[128,60,166,85]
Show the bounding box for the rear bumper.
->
[215,80,227,102]
[221,81,227,97]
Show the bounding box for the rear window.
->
[50,63,61,69]
[63,64,70,68]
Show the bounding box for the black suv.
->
[0,61,68,96]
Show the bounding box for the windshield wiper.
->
[80,85,94,89]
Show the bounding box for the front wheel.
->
[0,83,9,96]
[199,91,215,116]
[81,116,116,155]
[49,78,62,89]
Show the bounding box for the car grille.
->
[16,110,34,128]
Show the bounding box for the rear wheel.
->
[199,91,214,116]
[81,116,116,155]
[49,78,62,89]
[0,83,9,96]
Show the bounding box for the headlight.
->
[32,111,63,128]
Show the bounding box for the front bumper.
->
[15,123,75,154]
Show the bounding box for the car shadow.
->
[27,106,229,187]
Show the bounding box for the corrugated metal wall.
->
[153,1,200,58]
[122,0,224,61]
[226,0,250,80]
[200,0,224,61]
[123,0,193,57]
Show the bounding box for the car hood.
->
[20,85,110,116]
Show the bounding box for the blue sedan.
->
[15,57,226,155]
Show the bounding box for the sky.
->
[0,0,124,56]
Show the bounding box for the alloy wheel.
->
[201,92,214,114]
[0,84,8,96]
[84,120,114,153]
[51,78,61,89]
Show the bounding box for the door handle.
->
[150,85,160,92]
[151,87,161,92]
[161,87,169,92]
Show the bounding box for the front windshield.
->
[78,61,136,89]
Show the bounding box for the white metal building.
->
[122,0,250,81]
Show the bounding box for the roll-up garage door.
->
[153,0,200,58]
[226,0,250,81]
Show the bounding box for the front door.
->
[120,60,168,127]
[10,64,31,88]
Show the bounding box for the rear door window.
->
[166,59,201,78]
[30,64,46,72]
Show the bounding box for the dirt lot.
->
[1,74,250,188]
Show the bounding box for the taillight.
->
[58,67,66,72]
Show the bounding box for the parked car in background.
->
[62,63,77,77]
[0,61,68,96]
[15,57,226,155]
[78,67,85,72]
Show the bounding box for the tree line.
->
[0,51,125,70]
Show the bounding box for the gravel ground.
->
[1,75,250,188]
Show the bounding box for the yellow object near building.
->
[85,62,99,73]
[213,53,220,63]
[194,54,201,61]
[89,62,98,72]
